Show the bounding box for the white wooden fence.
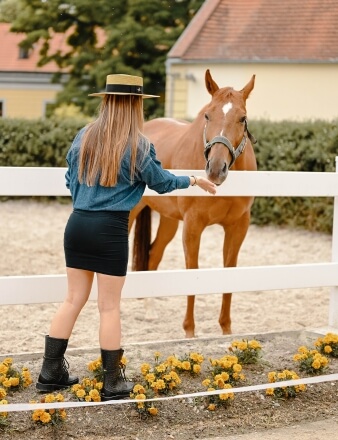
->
[1,161,338,328]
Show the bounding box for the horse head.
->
[202,69,256,185]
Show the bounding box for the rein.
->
[203,119,256,168]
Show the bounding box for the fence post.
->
[329,156,338,328]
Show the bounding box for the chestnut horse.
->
[130,69,257,338]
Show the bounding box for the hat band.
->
[106,84,143,94]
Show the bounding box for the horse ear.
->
[241,75,256,100]
[205,69,219,96]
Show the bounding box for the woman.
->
[36,74,216,400]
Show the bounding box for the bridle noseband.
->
[203,119,256,168]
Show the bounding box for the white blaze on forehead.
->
[222,102,233,116]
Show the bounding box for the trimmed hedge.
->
[250,119,338,233]
[0,118,337,233]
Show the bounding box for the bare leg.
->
[96,273,126,350]
[49,268,94,339]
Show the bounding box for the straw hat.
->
[89,74,159,98]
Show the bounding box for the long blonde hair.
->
[78,94,148,186]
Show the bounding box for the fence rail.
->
[1,163,337,328]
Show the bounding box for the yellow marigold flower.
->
[85,395,91,402]
[210,359,217,367]
[298,346,308,354]
[59,409,67,420]
[3,358,12,366]
[324,345,333,353]
[219,393,229,400]
[133,384,146,394]
[320,357,329,366]
[293,354,302,361]
[170,371,180,383]
[248,340,261,349]
[207,387,215,392]
[71,384,82,392]
[9,377,19,387]
[44,394,56,403]
[135,393,146,400]
[153,379,165,390]
[40,411,52,424]
[268,372,276,382]
[239,341,248,350]
[202,378,211,387]
[181,361,191,371]
[232,373,240,380]
[0,365,9,375]
[155,363,166,373]
[76,389,86,399]
[166,355,179,366]
[55,393,64,402]
[154,351,161,359]
[120,356,127,367]
[148,406,158,416]
[295,384,306,392]
[83,378,92,387]
[32,411,41,422]
[141,363,151,375]
[233,363,242,373]
[221,360,232,369]
[239,374,246,381]
[266,388,274,396]
[193,364,201,374]
[137,402,144,409]
[207,403,216,411]
[95,382,103,390]
[277,372,286,380]
[88,389,100,401]
[312,359,321,369]
[0,388,6,399]
[145,373,156,383]
[169,381,177,390]
[2,380,11,388]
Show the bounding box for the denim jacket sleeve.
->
[137,143,190,193]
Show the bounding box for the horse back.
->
[144,117,190,168]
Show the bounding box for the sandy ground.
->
[0,199,333,355]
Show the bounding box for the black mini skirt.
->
[64,209,130,276]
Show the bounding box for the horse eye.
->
[239,116,247,124]
[204,113,209,121]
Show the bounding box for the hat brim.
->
[88,92,159,99]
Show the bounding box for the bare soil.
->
[0,199,337,439]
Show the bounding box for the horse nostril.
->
[222,163,227,174]
[206,160,210,171]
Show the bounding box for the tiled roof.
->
[0,22,69,72]
[168,0,338,62]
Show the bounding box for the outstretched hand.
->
[195,176,217,194]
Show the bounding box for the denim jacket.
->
[65,128,190,211]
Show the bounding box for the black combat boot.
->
[36,335,79,392]
[100,348,134,400]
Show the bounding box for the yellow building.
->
[165,0,338,122]
[0,23,66,119]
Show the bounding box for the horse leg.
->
[181,220,204,338]
[149,215,179,270]
[143,215,179,319]
[219,212,251,334]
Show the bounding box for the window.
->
[19,47,30,59]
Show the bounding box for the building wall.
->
[0,88,59,119]
[0,72,62,119]
[165,62,338,121]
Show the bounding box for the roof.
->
[168,0,338,62]
[0,23,105,73]
[0,22,70,73]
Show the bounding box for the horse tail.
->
[132,206,151,271]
